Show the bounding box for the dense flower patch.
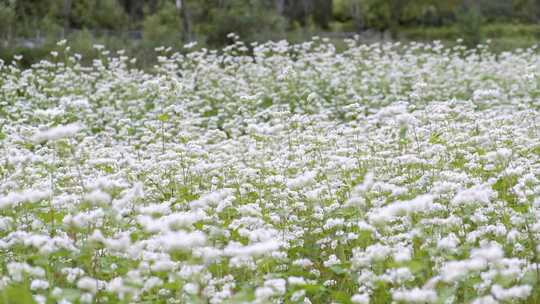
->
[1,38,540,303]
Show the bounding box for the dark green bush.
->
[456,7,483,47]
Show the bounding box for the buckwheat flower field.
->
[1,38,540,304]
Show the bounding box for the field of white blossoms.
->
[0,37,540,304]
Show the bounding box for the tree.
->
[70,0,128,30]
[196,0,286,46]
[456,0,483,47]
[275,0,285,14]
[312,0,333,29]
[63,0,72,37]
[333,0,364,30]
[142,0,182,47]
[176,0,192,42]
[0,1,15,45]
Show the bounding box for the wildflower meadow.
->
[1,37,540,304]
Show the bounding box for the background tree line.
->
[1,0,540,67]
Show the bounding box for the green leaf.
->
[429,132,445,144]
[202,108,218,117]
[91,126,103,134]
[304,284,326,295]
[57,288,82,302]
[399,126,408,140]
[158,113,170,122]
[1,284,35,304]
[145,100,155,111]
[436,285,456,304]
[260,96,273,108]
[521,270,538,286]
[330,265,347,275]
[332,290,352,304]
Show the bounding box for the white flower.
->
[287,171,317,190]
[77,277,98,294]
[451,184,495,206]
[369,195,433,223]
[31,123,82,143]
[392,288,437,303]
[84,189,111,205]
[288,276,306,286]
[323,254,340,267]
[224,240,281,257]
[440,258,487,282]
[351,293,370,304]
[0,189,51,210]
[491,284,531,301]
[30,279,49,290]
[158,231,207,252]
[471,295,498,304]
[183,283,199,295]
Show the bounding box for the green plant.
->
[456,7,483,47]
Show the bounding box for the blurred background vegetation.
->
[1,0,540,68]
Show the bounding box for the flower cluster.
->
[0,39,539,303]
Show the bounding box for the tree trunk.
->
[389,0,407,39]
[63,0,72,38]
[275,0,285,14]
[351,1,363,31]
[176,0,192,42]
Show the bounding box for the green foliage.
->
[359,0,393,31]
[67,29,97,58]
[493,175,520,210]
[0,2,15,39]
[1,284,35,304]
[456,7,483,47]
[332,0,351,21]
[71,0,128,30]
[195,0,286,46]
[142,1,182,48]
[2,0,540,67]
